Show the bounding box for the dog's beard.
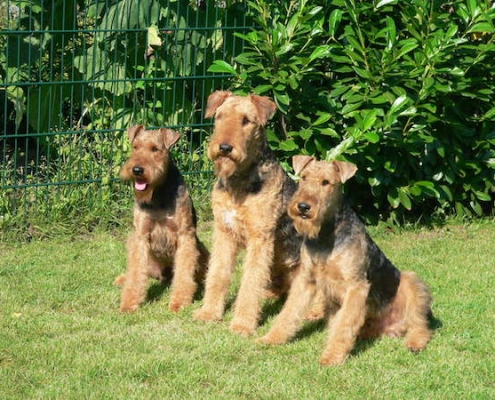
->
[292,217,322,239]
[288,202,322,239]
[213,157,239,179]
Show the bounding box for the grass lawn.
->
[1,220,494,399]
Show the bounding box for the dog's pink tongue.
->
[134,181,147,191]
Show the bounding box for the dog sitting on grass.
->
[115,125,209,313]
[257,156,433,366]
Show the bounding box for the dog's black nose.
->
[297,202,311,214]
[219,143,233,154]
[132,166,144,176]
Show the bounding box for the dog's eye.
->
[151,146,159,152]
[242,117,250,126]
[301,175,307,181]
[322,179,330,186]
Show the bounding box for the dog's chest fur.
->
[213,160,295,240]
[304,202,400,307]
[134,210,178,260]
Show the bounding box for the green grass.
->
[1,220,494,399]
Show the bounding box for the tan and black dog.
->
[258,156,433,366]
[193,91,302,336]
[115,125,209,313]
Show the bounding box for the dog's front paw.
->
[119,303,139,313]
[255,331,287,345]
[168,293,193,313]
[405,332,430,353]
[319,351,348,367]
[193,307,222,321]
[229,320,256,337]
[169,300,188,313]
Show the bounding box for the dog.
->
[257,156,433,365]
[115,125,209,313]
[193,91,302,336]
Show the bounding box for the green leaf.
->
[318,128,339,137]
[448,67,464,77]
[376,0,398,9]
[398,188,412,210]
[312,113,332,126]
[364,131,380,143]
[413,181,440,198]
[328,9,343,37]
[389,95,408,115]
[147,25,161,47]
[387,189,401,209]
[273,91,290,106]
[385,17,396,50]
[309,45,330,61]
[341,102,363,115]
[253,85,273,95]
[346,35,365,55]
[6,86,25,130]
[481,106,495,121]
[235,52,260,66]
[352,66,372,79]
[440,185,454,202]
[396,39,418,59]
[279,139,299,151]
[275,43,294,56]
[470,200,483,216]
[466,0,480,19]
[474,191,492,201]
[208,60,238,76]
[361,110,378,131]
[467,22,493,34]
[325,136,355,161]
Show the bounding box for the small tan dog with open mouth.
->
[115,125,209,313]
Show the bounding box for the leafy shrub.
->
[1,0,243,237]
[210,0,495,222]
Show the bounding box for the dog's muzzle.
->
[132,166,144,176]
[297,202,311,218]
[219,143,233,155]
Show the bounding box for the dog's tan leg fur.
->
[257,268,316,344]
[194,226,239,321]
[320,282,370,366]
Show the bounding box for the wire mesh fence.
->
[1,0,251,236]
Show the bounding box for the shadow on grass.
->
[257,305,443,359]
[429,312,443,331]
[145,280,171,304]
[259,296,287,326]
[145,277,208,305]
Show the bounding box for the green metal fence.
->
[1,0,250,236]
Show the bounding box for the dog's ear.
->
[249,94,277,125]
[205,90,232,118]
[333,160,357,183]
[127,125,145,142]
[161,128,181,150]
[292,155,315,175]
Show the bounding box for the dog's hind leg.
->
[401,271,433,352]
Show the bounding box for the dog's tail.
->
[400,271,433,352]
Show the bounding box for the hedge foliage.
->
[211,0,495,222]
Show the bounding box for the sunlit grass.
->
[1,220,494,398]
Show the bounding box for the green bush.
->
[1,0,241,237]
[210,0,495,222]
